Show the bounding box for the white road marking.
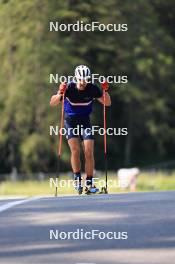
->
[0,197,42,213]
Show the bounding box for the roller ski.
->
[99,186,108,194]
[84,185,99,195]
[84,186,108,195]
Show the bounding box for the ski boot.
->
[84,176,99,195]
[77,186,83,195]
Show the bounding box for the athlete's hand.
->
[100,80,109,91]
[58,82,67,95]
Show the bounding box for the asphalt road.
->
[0,191,175,264]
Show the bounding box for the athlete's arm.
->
[50,93,63,106]
[97,92,111,106]
[50,82,67,107]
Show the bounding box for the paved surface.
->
[0,191,175,264]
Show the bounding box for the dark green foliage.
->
[0,0,174,174]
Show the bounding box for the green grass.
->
[0,172,175,196]
[137,172,175,191]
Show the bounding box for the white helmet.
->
[75,65,91,80]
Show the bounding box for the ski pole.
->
[101,80,109,194]
[55,83,66,197]
[103,89,108,193]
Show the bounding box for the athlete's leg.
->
[65,120,83,193]
[83,139,94,184]
[68,138,81,173]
